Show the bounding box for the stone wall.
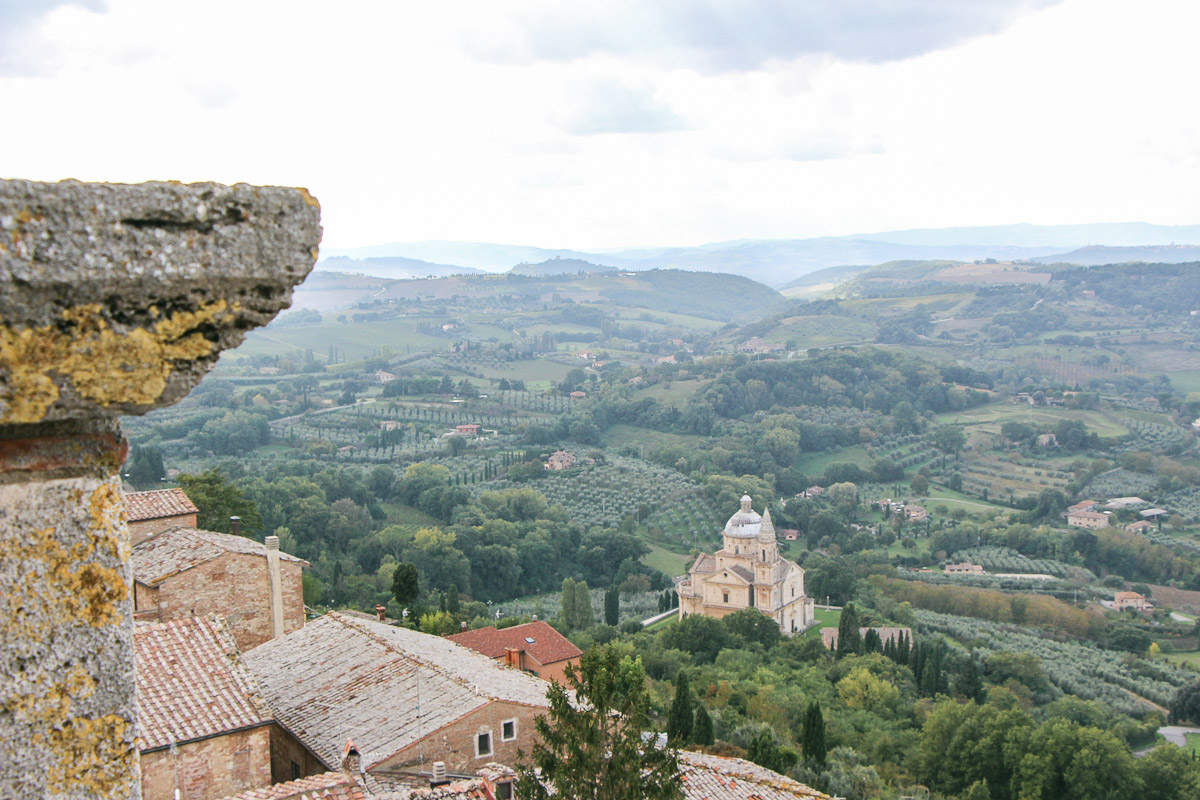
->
[267,723,328,784]
[138,554,304,652]
[140,725,272,800]
[0,178,320,799]
[375,700,546,774]
[128,513,198,546]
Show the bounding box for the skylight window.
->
[525,637,536,644]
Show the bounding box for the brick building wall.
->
[136,554,305,651]
[375,701,546,774]
[268,723,328,784]
[128,513,198,546]
[140,725,272,800]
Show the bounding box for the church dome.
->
[724,494,762,538]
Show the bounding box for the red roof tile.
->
[135,616,271,751]
[447,621,582,666]
[216,772,366,800]
[125,487,198,521]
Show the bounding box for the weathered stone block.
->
[0,179,322,426]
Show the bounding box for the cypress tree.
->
[574,581,594,629]
[693,704,714,746]
[561,578,577,630]
[604,586,620,627]
[864,628,882,654]
[836,604,862,658]
[666,671,694,744]
[801,700,827,769]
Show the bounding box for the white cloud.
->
[1,0,1198,250]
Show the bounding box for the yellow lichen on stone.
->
[46,715,136,799]
[0,300,232,423]
[297,186,321,208]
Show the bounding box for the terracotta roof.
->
[242,613,553,770]
[125,488,198,521]
[447,621,582,666]
[386,780,495,799]
[1114,591,1146,601]
[132,526,306,586]
[134,616,272,751]
[216,772,366,800]
[690,553,716,574]
[678,751,829,799]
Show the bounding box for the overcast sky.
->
[3,0,1197,250]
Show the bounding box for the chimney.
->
[265,535,285,639]
[532,614,537,621]
[431,761,448,787]
[229,515,241,536]
[461,621,468,632]
[375,604,387,622]
[341,739,361,775]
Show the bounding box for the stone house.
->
[677,496,814,635]
[904,505,928,522]
[1067,510,1110,529]
[242,613,553,778]
[136,616,274,800]
[1067,500,1098,514]
[1036,433,1058,447]
[945,562,984,574]
[132,529,307,652]
[545,450,576,470]
[447,621,582,685]
[125,487,199,546]
[1114,591,1151,612]
[455,424,481,436]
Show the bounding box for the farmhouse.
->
[1067,510,1110,529]
[1067,500,1098,514]
[904,505,929,522]
[125,488,200,546]
[1125,520,1154,533]
[136,616,274,800]
[242,613,553,777]
[945,562,984,574]
[1114,591,1151,612]
[1036,433,1058,447]
[677,496,814,635]
[1105,496,1147,509]
[373,370,397,383]
[455,423,481,436]
[545,450,577,470]
[447,620,582,684]
[132,530,307,652]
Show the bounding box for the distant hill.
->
[779,263,873,290]
[317,256,482,281]
[594,269,783,321]
[510,258,616,277]
[1029,244,1200,266]
[320,223,1200,288]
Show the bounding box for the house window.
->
[495,782,514,800]
[722,591,729,603]
[476,731,493,758]
[502,719,517,742]
[291,761,301,781]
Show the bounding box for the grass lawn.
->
[924,486,1010,512]
[796,446,873,477]
[604,424,707,453]
[640,540,692,578]
[1169,369,1200,394]
[934,403,1129,438]
[804,607,841,639]
[1169,650,1200,669]
[638,380,704,405]
[380,503,443,530]
[1187,733,1200,756]
[644,614,678,632]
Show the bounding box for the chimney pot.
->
[461,621,468,632]
[375,604,387,622]
[431,761,448,786]
[264,535,279,551]
[230,515,241,536]
[532,614,537,621]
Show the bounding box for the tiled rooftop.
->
[242,613,552,770]
[134,616,272,751]
[216,772,367,800]
[124,487,198,521]
[679,751,829,799]
[447,621,582,666]
[132,526,306,586]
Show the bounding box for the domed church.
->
[676,495,814,635]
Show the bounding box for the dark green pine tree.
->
[604,586,620,627]
[911,641,926,687]
[897,630,911,666]
[692,703,714,746]
[863,628,882,654]
[836,603,862,658]
[666,671,694,744]
[923,641,945,697]
[801,700,827,769]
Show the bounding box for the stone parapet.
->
[0,179,320,799]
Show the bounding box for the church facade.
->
[677,495,814,635]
